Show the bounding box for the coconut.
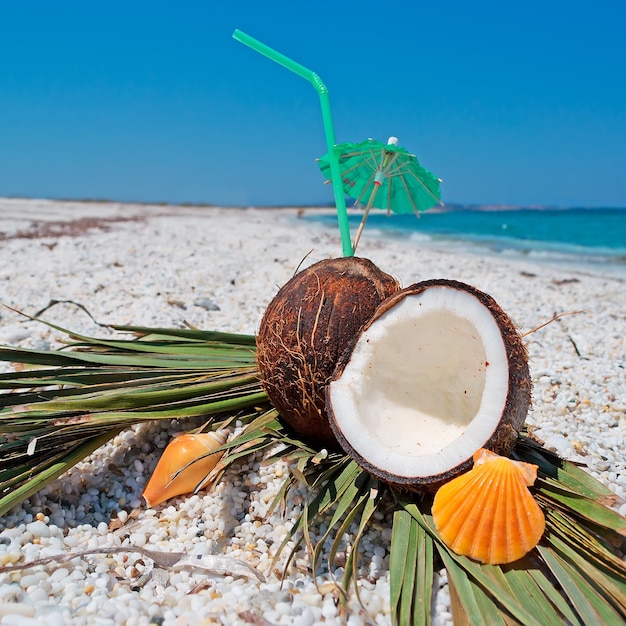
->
[257,257,400,449]
[326,278,531,491]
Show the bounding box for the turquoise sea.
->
[308,207,626,273]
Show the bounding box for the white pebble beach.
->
[0,197,624,625]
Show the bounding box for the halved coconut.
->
[257,257,400,449]
[326,279,531,491]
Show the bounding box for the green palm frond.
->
[390,506,434,625]
[0,323,268,517]
[1,321,625,625]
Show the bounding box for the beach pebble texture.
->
[0,198,624,625]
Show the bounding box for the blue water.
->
[309,207,626,270]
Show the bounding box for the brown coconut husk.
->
[256,257,400,449]
[326,278,532,491]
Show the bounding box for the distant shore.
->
[4,195,625,212]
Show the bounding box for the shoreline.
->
[4,197,624,278]
[301,209,626,280]
[1,198,624,625]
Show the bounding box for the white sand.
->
[0,198,624,625]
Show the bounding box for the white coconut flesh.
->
[328,286,510,479]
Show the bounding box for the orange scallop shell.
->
[432,448,545,564]
[143,430,228,508]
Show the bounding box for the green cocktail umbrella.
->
[318,136,442,251]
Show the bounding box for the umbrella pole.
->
[353,184,380,252]
[233,29,354,257]
[353,145,397,250]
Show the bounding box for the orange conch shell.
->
[143,429,228,508]
[432,448,545,564]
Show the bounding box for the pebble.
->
[193,297,220,311]
[25,521,50,539]
[0,603,36,618]
[1,199,625,626]
[0,326,31,343]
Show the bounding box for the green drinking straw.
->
[232,29,354,257]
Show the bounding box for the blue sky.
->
[1,1,625,207]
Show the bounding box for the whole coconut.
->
[257,257,400,449]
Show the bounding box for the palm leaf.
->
[274,456,363,585]
[400,499,548,626]
[339,477,380,608]
[538,545,624,624]
[0,323,268,517]
[390,506,434,625]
